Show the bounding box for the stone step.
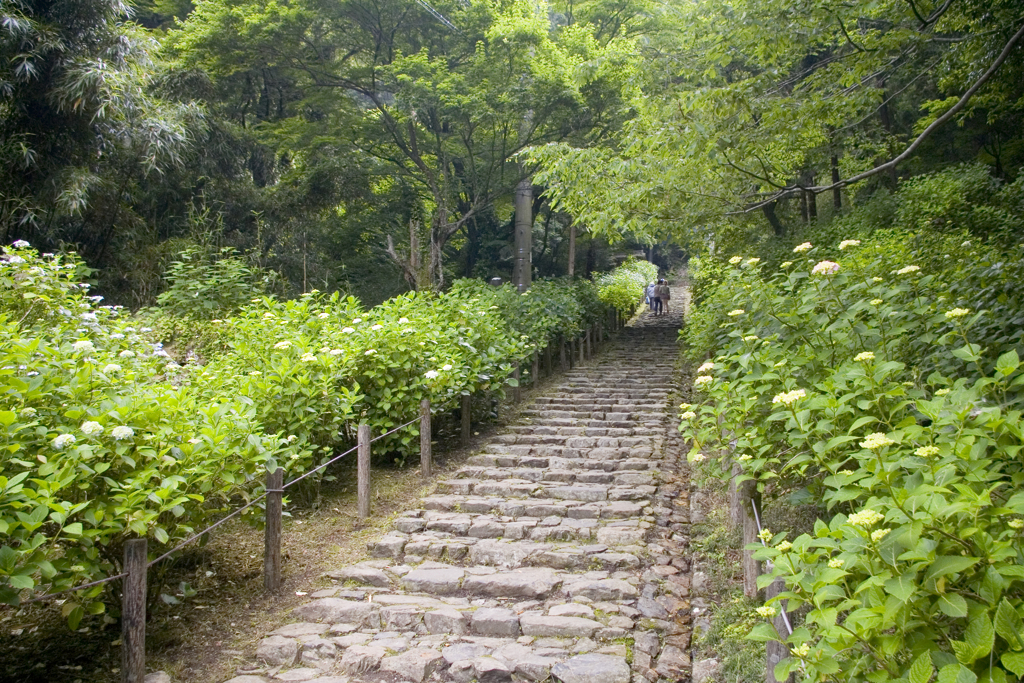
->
[466,454,655,471]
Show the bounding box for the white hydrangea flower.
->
[694,375,713,388]
[793,242,813,252]
[697,362,714,373]
[854,352,874,362]
[811,260,840,275]
[111,426,135,440]
[828,558,844,568]
[352,318,362,324]
[727,309,744,316]
[342,327,355,334]
[425,370,439,379]
[52,433,76,449]
[365,349,376,355]
[728,256,743,264]
[772,389,806,406]
[371,324,383,331]
[896,265,920,275]
[838,240,860,250]
[944,307,970,319]
[745,258,760,265]
[119,350,135,358]
[398,317,409,323]
[680,411,696,420]
[914,446,939,457]
[860,432,895,450]
[847,509,885,527]
[274,341,291,349]
[318,313,330,319]
[12,240,30,248]
[72,340,95,353]
[188,437,202,445]
[871,528,891,542]
[21,407,37,417]
[81,421,103,436]
[442,364,453,371]
[103,364,122,374]
[300,353,317,362]
[755,605,776,618]
[330,349,343,355]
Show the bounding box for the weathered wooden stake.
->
[461,394,471,447]
[264,466,283,592]
[122,538,147,683]
[420,399,431,479]
[569,338,576,369]
[559,336,567,372]
[579,332,585,363]
[585,327,591,359]
[532,351,540,387]
[766,576,795,683]
[544,345,552,377]
[357,424,371,520]
[512,363,521,403]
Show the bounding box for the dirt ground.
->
[0,385,545,683]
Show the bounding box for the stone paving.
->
[226,296,691,683]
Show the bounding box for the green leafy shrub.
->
[596,257,658,314]
[0,244,290,626]
[681,240,1024,683]
[156,246,278,319]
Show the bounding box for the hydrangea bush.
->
[681,241,1024,683]
[1,243,636,622]
[596,257,659,314]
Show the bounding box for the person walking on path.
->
[651,280,663,315]
[654,279,671,315]
[645,282,657,311]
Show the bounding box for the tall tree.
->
[169,0,639,288]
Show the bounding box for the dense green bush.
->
[596,257,659,314]
[156,246,278,319]
[0,243,288,626]
[681,241,1024,683]
[1,244,638,621]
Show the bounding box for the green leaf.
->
[936,593,969,618]
[745,622,779,642]
[884,573,917,603]
[908,652,933,683]
[937,663,977,683]
[924,556,979,581]
[994,599,1024,649]
[1001,652,1024,677]
[995,349,1020,375]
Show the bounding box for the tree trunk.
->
[831,154,842,211]
[762,200,785,236]
[567,223,576,278]
[513,177,532,292]
[807,174,817,220]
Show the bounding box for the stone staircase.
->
[227,300,691,683]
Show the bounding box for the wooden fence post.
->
[357,425,371,520]
[420,399,431,479]
[579,332,585,363]
[461,394,471,448]
[569,338,576,369]
[122,539,147,683]
[766,575,795,683]
[544,345,552,377]
[585,327,591,359]
[512,363,521,403]
[532,351,540,387]
[559,336,567,372]
[264,466,283,592]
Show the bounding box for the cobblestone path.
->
[227,300,691,683]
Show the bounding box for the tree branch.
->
[732,20,1024,214]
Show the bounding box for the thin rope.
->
[21,572,129,605]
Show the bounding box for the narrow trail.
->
[224,293,691,683]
